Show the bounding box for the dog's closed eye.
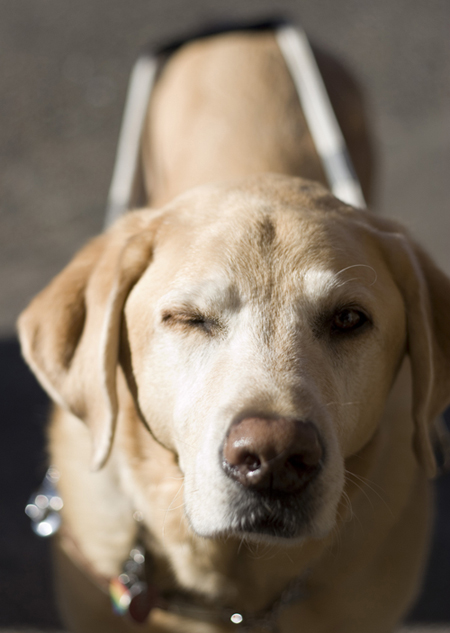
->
[161,309,220,335]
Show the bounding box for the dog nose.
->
[222,416,323,492]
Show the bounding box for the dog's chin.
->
[227,489,324,541]
[226,514,310,542]
[187,487,331,543]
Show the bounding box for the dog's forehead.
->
[153,180,378,301]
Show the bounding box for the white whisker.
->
[162,480,185,541]
[325,401,360,407]
[345,470,394,519]
[335,264,378,286]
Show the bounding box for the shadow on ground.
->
[1,336,449,628]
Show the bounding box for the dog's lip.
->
[211,505,314,541]
[214,477,323,539]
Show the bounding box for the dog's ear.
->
[367,216,450,478]
[18,211,159,470]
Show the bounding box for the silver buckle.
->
[25,467,63,537]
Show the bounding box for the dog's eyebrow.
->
[158,280,242,313]
[299,268,341,300]
[299,267,377,303]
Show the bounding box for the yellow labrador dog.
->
[18,30,450,633]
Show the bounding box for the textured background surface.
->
[1,0,449,630]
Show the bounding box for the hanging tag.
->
[110,576,161,623]
[109,544,161,624]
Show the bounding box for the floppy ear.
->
[368,216,450,478]
[18,210,159,470]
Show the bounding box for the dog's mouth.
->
[223,486,320,540]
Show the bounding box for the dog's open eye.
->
[330,308,370,334]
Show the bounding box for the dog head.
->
[19,175,450,541]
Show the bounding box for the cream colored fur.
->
[18,32,450,632]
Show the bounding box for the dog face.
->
[19,175,450,543]
[123,178,406,541]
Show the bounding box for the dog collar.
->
[26,467,306,631]
[108,540,306,630]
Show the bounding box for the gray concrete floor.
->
[1,0,449,630]
[1,627,450,633]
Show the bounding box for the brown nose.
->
[222,417,323,492]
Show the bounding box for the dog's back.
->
[142,31,374,207]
